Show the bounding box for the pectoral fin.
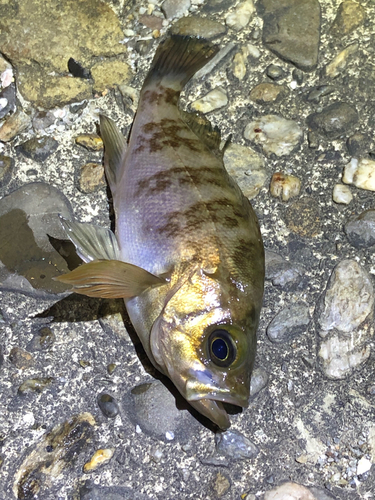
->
[55,260,166,298]
[59,216,120,263]
[100,114,127,196]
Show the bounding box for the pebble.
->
[32,110,56,131]
[307,85,336,104]
[265,250,305,289]
[97,393,120,419]
[357,456,372,476]
[225,0,255,31]
[170,16,226,39]
[161,0,191,19]
[259,0,321,71]
[9,347,35,369]
[16,136,59,162]
[306,102,358,140]
[83,448,114,472]
[0,154,14,187]
[191,88,228,113]
[266,64,284,81]
[325,42,359,79]
[215,429,259,459]
[0,182,73,297]
[345,210,375,248]
[270,172,301,201]
[18,377,54,395]
[223,143,267,199]
[124,380,199,442]
[232,52,247,81]
[249,83,286,104]
[14,413,95,500]
[201,0,233,14]
[244,115,303,157]
[0,83,16,119]
[330,0,366,37]
[78,162,106,193]
[318,260,374,334]
[75,134,103,151]
[213,472,231,497]
[343,158,375,191]
[0,110,31,142]
[332,184,352,205]
[250,367,269,398]
[79,482,142,500]
[284,197,321,237]
[267,302,310,343]
[346,132,371,158]
[107,363,117,375]
[264,482,316,500]
[27,326,56,352]
[139,14,163,31]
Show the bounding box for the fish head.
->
[149,269,259,429]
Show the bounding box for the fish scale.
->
[57,35,265,429]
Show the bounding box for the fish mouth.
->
[188,397,231,430]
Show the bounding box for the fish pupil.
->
[212,338,228,360]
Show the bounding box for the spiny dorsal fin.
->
[59,216,120,263]
[55,259,166,298]
[99,115,127,195]
[180,110,222,158]
[143,35,220,90]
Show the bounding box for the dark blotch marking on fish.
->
[141,86,179,107]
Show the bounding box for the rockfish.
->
[57,36,265,429]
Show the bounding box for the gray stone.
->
[306,102,358,139]
[170,16,226,39]
[307,85,336,104]
[265,250,305,289]
[97,393,120,419]
[345,210,375,248]
[80,482,146,500]
[161,0,191,19]
[258,0,321,71]
[346,132,371,158]
[267,302,310,343]
[16,136,59,162]
[250,367,269,397]
[266,64,285,80]
[215,429,259,459]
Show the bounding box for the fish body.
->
[57,36,265,429]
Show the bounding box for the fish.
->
[56,35,265,430]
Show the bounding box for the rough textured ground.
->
[0,0,374,499]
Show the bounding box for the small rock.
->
[264,482,316,500]
[266,64,285,80]
[170,16,226,39]
[250,367,269,397]
[318,260,374,334]
[27,327,56,352]
[18,377,54,394]
[345,210,375,248]
[91,60,132,94]
[357,457,372,476]
[16,136,59,162]
[97,393,120,419]
[139,15,163,31]
[249,83,286,104]
[161,0,191,19]
[0,155,14,187]
[270,172,301,201]
[200,455,230,467]
[78,162,106,193]
[346,132,371,158]
[32,110,56,131]
[332,184,353,205]
[191,88,228,113]
[307,102,358,140]
[9,347,35,369]
[244,115,303,157]
[267,302,310,343]
[213,472,231,497]
[284,197,321,237]
[215,429,259,459]
[259,0,321,71]
[223,142,267,199]
[75,134,103,151]
[325,42,359,79]
[107,363,117,375]
[0,83,16,119]
[150,448,163,463]
[232,52,247,81]
[265,250,305,289]
[83,448,114,472]
[292,68,304,85]
[225,0,255,31]
[79,483,142,500]
[343,158,375,191]
[307,85,336,104]
[0,110,31,142]
[330,0,366,37]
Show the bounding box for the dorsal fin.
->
[180,110,222,158]
[99,115,127,196]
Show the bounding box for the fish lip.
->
[189,398,231,430]
[187,391,249,408]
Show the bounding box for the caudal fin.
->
[143,35,219,90]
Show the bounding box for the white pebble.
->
[357,457,372,476]
[191,88,228,113]
[1,68,13,88]
[246,43,260,59]
[226,0,255,31]
[165,431,175,440]
[332,184,353,204]
[0,97,8,110]
[343,158,375,191]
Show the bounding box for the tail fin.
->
[143,35,219,90]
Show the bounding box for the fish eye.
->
[208,329,237,367]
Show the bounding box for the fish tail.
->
[143,35,219,90]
